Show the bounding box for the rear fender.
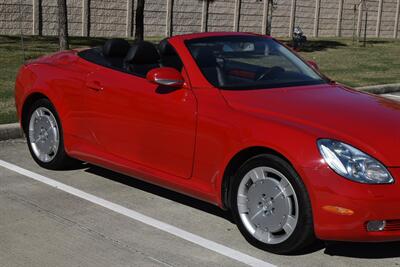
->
[17,65,67,133]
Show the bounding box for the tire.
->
[230,154,315,255]
[25,98,79,170]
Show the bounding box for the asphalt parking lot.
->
[1,93,400,267]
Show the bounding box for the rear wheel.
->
[231,154,315,254]
[26,98,79,170]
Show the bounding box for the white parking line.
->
[0,159,276,267]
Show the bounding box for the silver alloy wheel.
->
[28,107,60,163]
[237,167,299,245]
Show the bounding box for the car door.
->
[84,66,197,179]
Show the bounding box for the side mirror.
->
[146,67,184,88]
[307,60,319,71]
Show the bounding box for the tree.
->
[266,0,278,35]
[57,0,69,50]
[135,0,145,40]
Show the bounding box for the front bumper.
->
[301,164,400,242]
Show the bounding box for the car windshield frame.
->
[184,35,328,90]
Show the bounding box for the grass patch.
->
[296,38,400,87]
[1,35,400,124]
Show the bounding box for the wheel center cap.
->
[261,198,273,211]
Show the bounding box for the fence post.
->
[395,0,400,38]
[82,0,90,37]
[337,0,344,37]
[376,0,383,37]
[313,0,320,37]
[166,0,173,36]
[126,0,134,37]
[32,0,41,35]
[289,0,296,37]
[262,0,270,35]
[234,0,241,31]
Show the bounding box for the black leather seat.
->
[102,39,130,68]
[192,47,226,87]
[124,41,160,77]
[158,39,183,71]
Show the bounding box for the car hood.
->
[221,84,400,167]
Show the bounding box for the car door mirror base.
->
[307,60,319,71]
[146,67,185,88]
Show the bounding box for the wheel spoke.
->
[283,215,296,234]
[237,194,247,204]
[265,231,272,243]
[282,185,295,197]
[48,115,57,128]
[279,178,289,188]
[254,227,265,240]
[237,203,249,213]
[35,109,42,117]
[237,193,249,213]
[252,168,264,181]
[279,178,295,197]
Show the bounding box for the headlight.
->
[317,139,394,184]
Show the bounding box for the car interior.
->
[78,37,257,87]
[78,38,183,78]
[78,37,323,89]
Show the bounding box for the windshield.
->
[185,36,326,90]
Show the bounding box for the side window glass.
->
[159,41,183,71]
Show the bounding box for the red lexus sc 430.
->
[15,32,400,254]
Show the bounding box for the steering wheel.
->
[256,66,285,81]
[216,57,225,69]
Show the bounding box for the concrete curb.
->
[356,83,400,94]
[0,123,24,141]
[1,83,400,141]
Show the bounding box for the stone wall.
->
[208,0,236,32]
[341,0,358,37]
[319,0,339,36]
[89,0,127,37]
[172,0,203,34]
[146,0,166,36]
[379,0,397,37]
[0,0,399,38]
[0,0,32,35]
[295,0,315,36]
[239,0,264,33]
[271,0,292,36]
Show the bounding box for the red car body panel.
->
[15,32,400,242]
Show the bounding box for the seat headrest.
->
[192,47,217,68]
[103,39,130,57]
[158,39,175,56]
[124,41,160,64]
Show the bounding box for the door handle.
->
[86,80,104,91]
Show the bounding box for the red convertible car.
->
[15,32,400,254]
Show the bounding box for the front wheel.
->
[231,154,315,254]
[26,98,79,170]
